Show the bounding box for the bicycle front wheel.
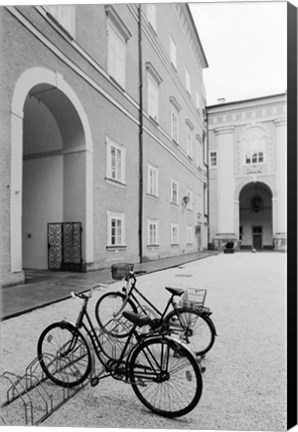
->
[129,336,202,417]
[165,308,215,356]
[37,321,92,387]
[95,291,138,338]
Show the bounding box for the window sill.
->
[106,246,127,251]
[147,244,159,248]
[171,243,179,247]
[170,201,179,207]
[172,139,179,147]
[149,116,159,126]
[147,193,159,200]
[105,177,126,188]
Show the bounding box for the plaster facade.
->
[1,4,208,286]
[207,94,287,251]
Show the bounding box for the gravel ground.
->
[0,252,287,430]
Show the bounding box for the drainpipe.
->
[204,115,210,249]
[138,4,144,263]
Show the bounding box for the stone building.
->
[1,4,208,286]
[207,93,287,251]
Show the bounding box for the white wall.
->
[22,156,63,269]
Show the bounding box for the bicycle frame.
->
[121,276,178,320]
[70,295,165,384]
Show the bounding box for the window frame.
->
[185,121,193,159]
[171,223,179,245]
[106,136,126,184]
[186,187,193,211]
[209,150,217,167]
[186,226,193,244]
[147,219,159,246]
[146,4,157,31]
[169,35,177,69]
[185,68,191,94]
[106,6,131,89]
[170,178,179,205]
[107,211,126,247]
[147,163,159,197]
[146,63,162,123]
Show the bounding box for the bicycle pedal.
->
[91,377,100,387]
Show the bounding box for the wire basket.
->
[180,288,207,309]
[111,263,134,280]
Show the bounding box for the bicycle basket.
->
[111,263,134,280]
[180,288,207,309]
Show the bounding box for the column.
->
[10,112,24,272]
[214,126,236,247]
[274,117,287,249]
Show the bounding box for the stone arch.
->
[10,67,94,272]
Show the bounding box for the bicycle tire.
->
[164,307,216,356]
[129,336,202,417]
[37,321,92,387]
[95,291,138,338]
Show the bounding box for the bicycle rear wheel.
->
[165,308,215,356]
[37,321,92,387]
[95,292,138,338]
[129,336,202,417]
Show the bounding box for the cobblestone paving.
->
[0,252,287,430]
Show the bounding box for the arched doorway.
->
[10,68,94,274]
[239,182,273,250]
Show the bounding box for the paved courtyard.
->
[0,252,287,430]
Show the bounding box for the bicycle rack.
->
[0,354,86,426]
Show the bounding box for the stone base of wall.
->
[213,234,238,250]
[1,271,25,288]
[273,233,287,251]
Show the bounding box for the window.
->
[195,136,202,167]
[171,224,179,244]
[147,163,159,197]
[147,219,158,245]
[106,137,126,184]
[44,5,76,36]
[186,226,193,244]
[146,63,162,122]
[196,91,201,112]
[186,122,193,159]
[245,152,264,165]
[186,188,193,210]
[210,151,217,167]
[146,4,156,31]
[170,179,179,205]
[185,68,191,94]
[169,36,177,69]
[170,104,179,143]
[204,183,208,216]
[106,6,131,88]
[107,212,125,246]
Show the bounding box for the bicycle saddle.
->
[122,311,152,327]
[165,287,184,296]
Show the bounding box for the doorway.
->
[252,226,262,250]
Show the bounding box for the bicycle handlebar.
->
[71,283,108,300]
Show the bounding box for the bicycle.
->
[37,284,203,418]
[95,263,217,356]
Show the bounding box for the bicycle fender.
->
[60,319,96,380]
[204,316,217,336]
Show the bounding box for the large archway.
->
[11,68,94,273]
[239,182,273,250]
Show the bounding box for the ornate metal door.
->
[48,222,82,271]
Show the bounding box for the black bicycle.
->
[95,263,217,356]
[37,284,203,418]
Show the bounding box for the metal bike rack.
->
[0,354,86,426]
